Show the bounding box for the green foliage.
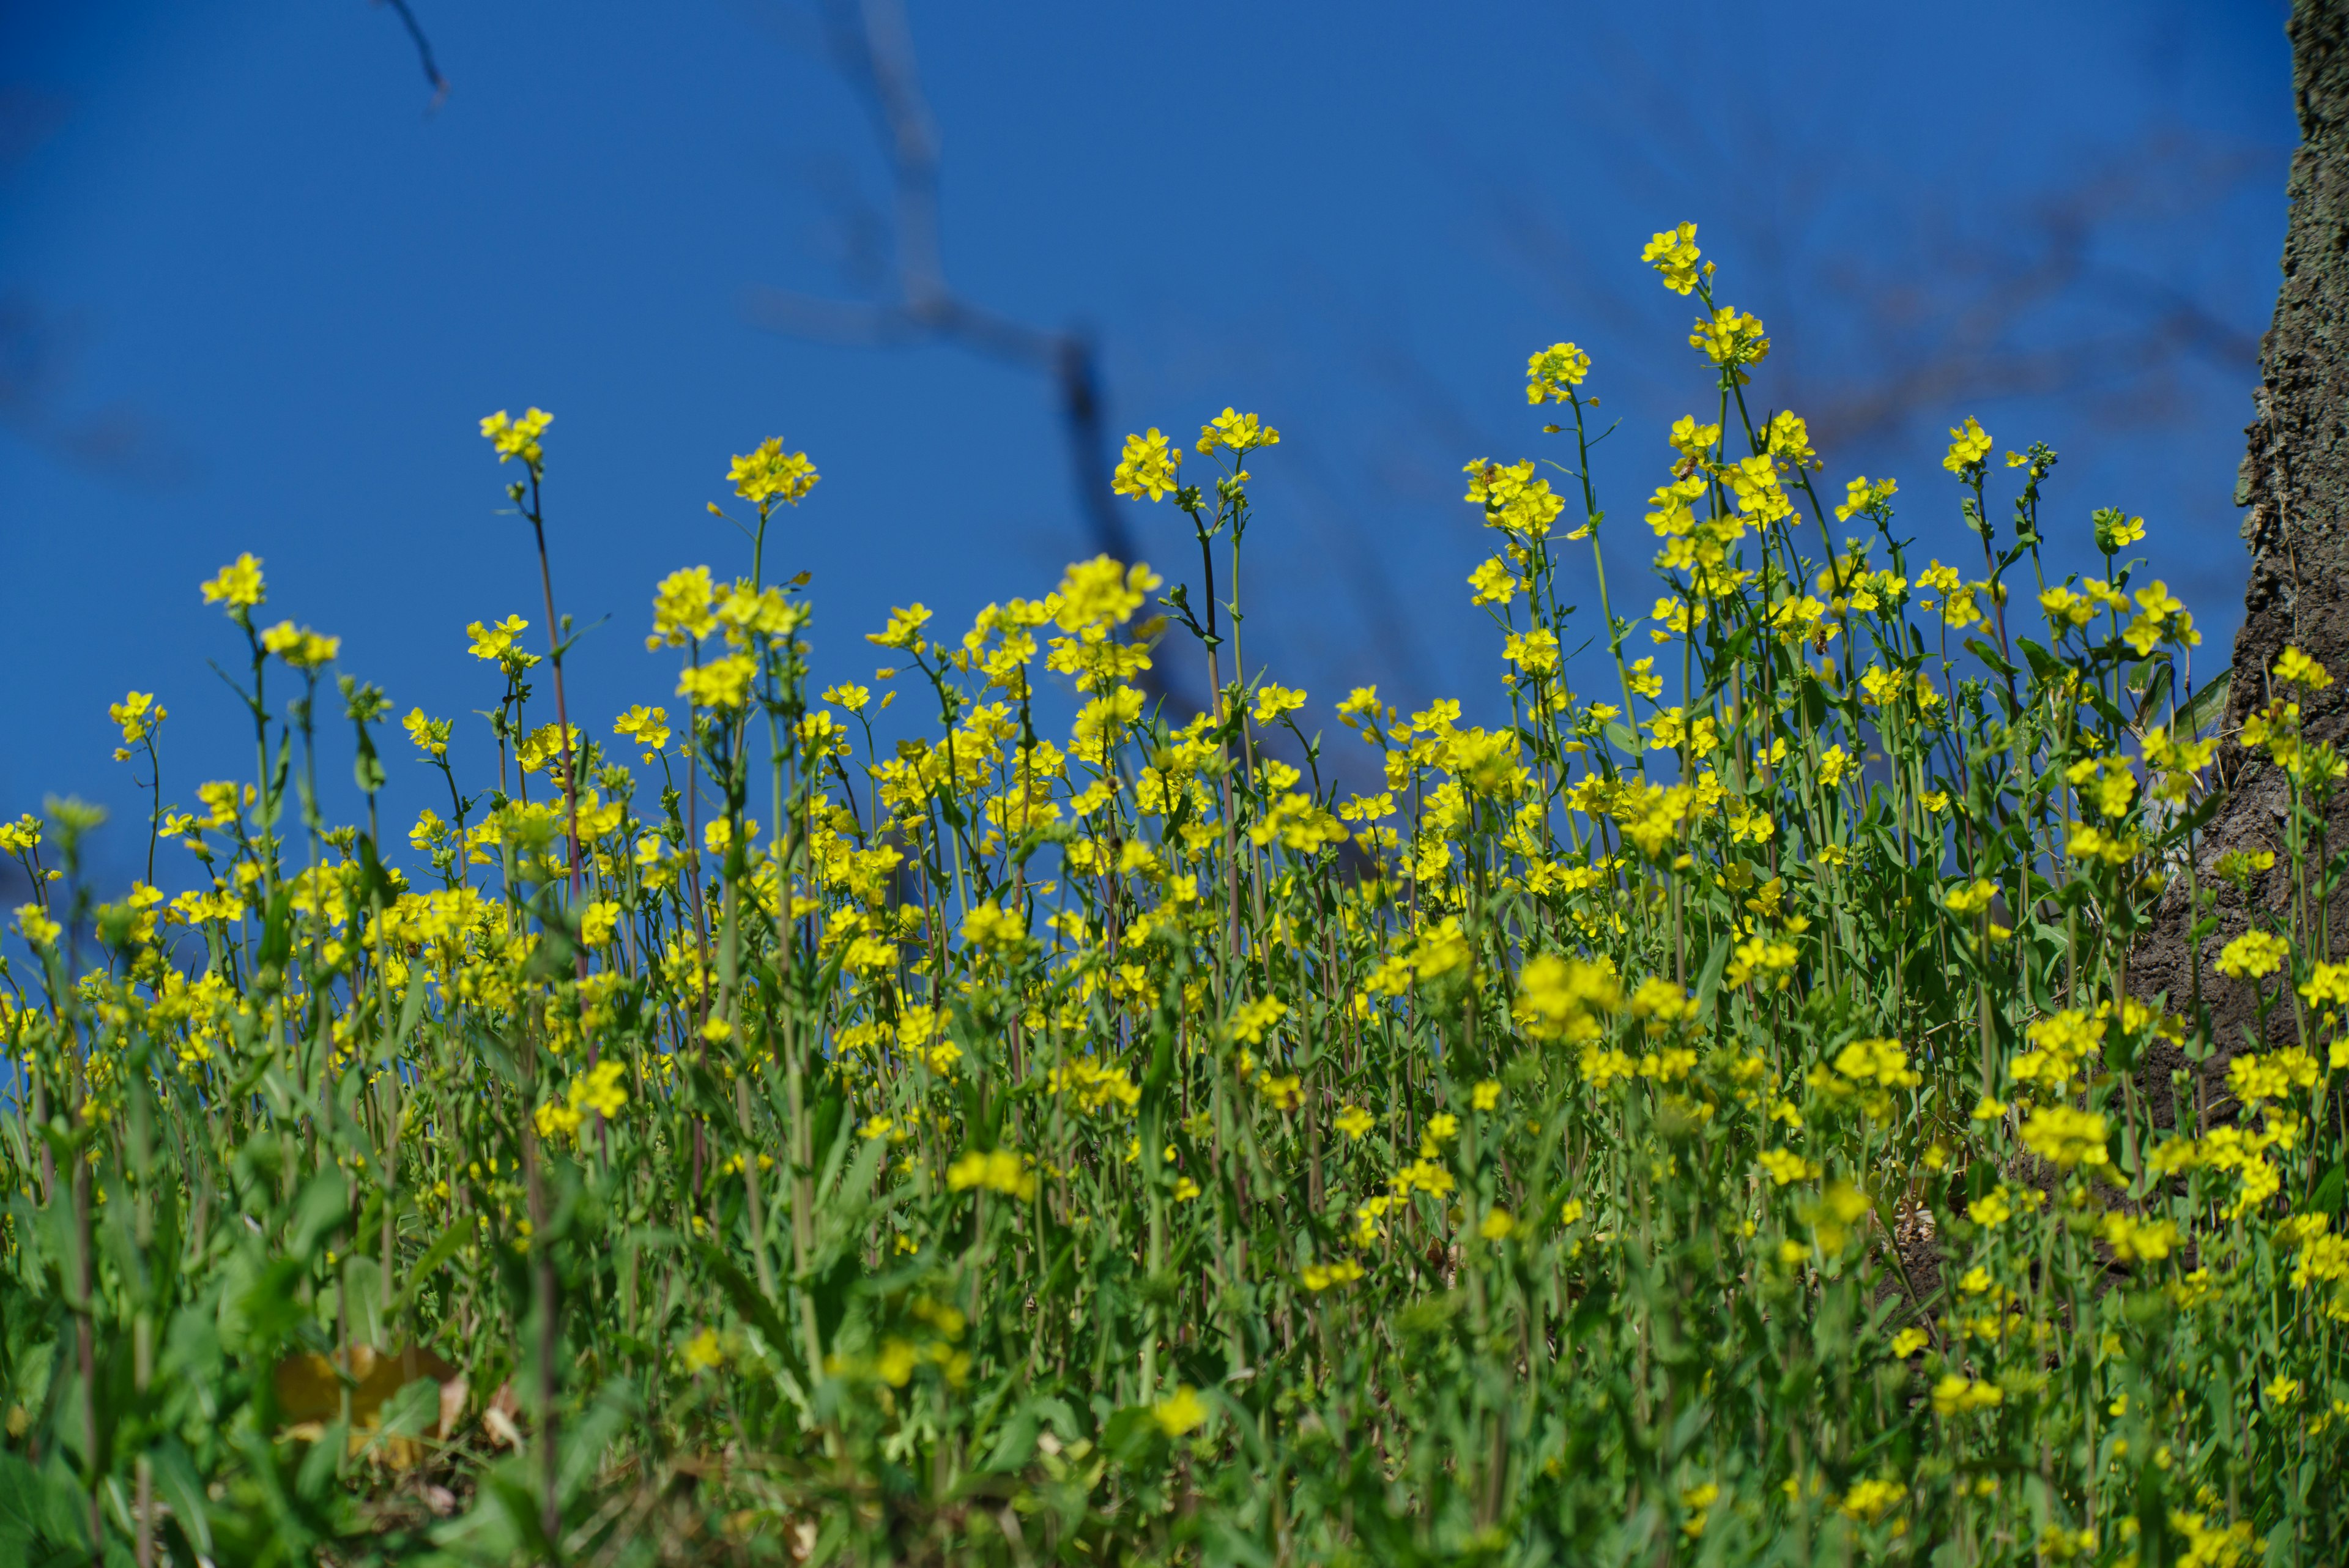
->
[1,226,2344,1566]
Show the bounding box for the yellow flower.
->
[1945,879,1997,916]
[1890,1326,1929,1358]
[1253,683,1307,726]
[2019,1105,2109,1170]
[15,905,62,948]
[1053,556,1161,632]
[578,901,622,948]
[1334,1104,1376,1139]
[727,437,819,506]
[1641,222,1702,294]
[1152,1384,1208,1436]
[681,1328,724,1372]
[199,552,266,610]
[1835,475,1898,522]
[875,1338,918,1387]
[1839,1477,1906,1523]
[1112,428,1182,500]
[1228,995,1288,1044]
[2093,508,2145,552]
[946,1147,1037,1200]
[534,1097,584,1142]
[2216,929,2290,980]
[258,622,340,671]
[1942,416,1992,475]
[613,704,671,761]
[1967,1186,2014,1227]
[1479,1208,1515,1241]
[1301,1258,1364,1290]
[1504,627,1562,677]
[1524,341,1592,403]
[575,1060,628,1118]
[1195,407,1280,455]
[1467,556,1519,608]
[108,692,166,757]
[649,568,718,648]
[2275,645,2332,690]
[1931,1374,2003,1417]
[1688,306,1769,376]
[1759,1149,1819,1186]
[962,901,1025,950]
[677,653,759,710]
[467,613,530,663]
[2102,1213,2181,1265]
[403,708,451,758]
[1516,951,1622,1043]
[480,406,552,466]
[1680,1481,1720,1539]
[1257,1073,1304,1112]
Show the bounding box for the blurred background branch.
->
[744,0,1168,700]
[374,0,450,111]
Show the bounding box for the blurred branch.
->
[745,0,1168,700]
[0,292,192,487]
[373,0,450,111]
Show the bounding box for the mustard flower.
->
[727,437,818,506]
[1152,1385,1208,1437]
[1942,417,1992,475]
[259,622,340,671]
[1524,341,1592,404]
[2019,1105,2109,1170]
[1053,556,1160,632]
[2216,929,2290,981]
[681,1328,724,1373]
[200,552,266,611]
[1111,428,1181,500]
[2275,644,2332,690]
[1641,221,1702,294]
[649,568,718,648]
[677,653,758,710]
[612,704,670,761]
[480,406,552,467]
[1301,1258,1364,1291]
[1931,1374,2003,1417]
[1195,407,1279,455]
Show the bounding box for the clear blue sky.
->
[0,0,2295,897]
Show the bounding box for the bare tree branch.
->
[0,292,193,487]
[373,0,450,111]
[750,0,1173,710]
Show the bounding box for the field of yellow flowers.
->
[2,225,2344,1566]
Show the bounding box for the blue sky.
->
[0,0,2295,897]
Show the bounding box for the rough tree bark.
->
[2132,0,2349,1128]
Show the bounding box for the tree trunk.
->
[2132,0,2349,1128]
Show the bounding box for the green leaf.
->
[691,1241,792,1361]
[256,886,295,972]
[2176,666,2232,737]
[352,729,387,796]
[288,1169,350,1261]
[1963,636,2019,679]
[385,1217,475,1322]
[1692,933,1731,1019]
[2310,1162,2344,1219]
